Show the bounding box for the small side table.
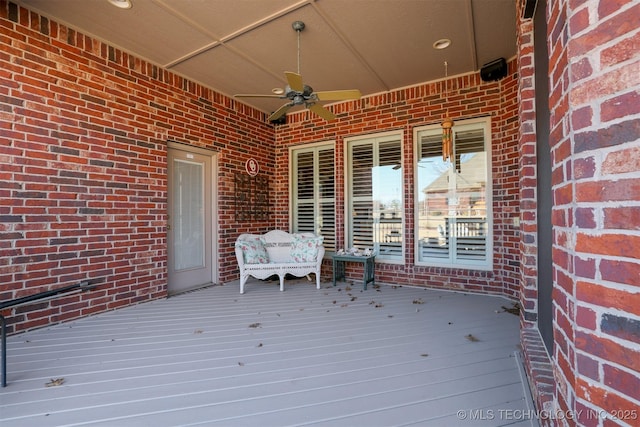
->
[332,253,375,290]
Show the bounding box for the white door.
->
[167,146,215,295]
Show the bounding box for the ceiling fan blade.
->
[314,89,362,101]
[267,103,293,122]
[234,94,283,98]
[284,71,304,92]
[308,103,336,121]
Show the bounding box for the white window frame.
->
[413,117,493,270]
[289,141,336,254]
[344,130,404,264]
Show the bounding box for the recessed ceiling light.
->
[108,0,132,9]
[433,39,451,50]
[272,88,285,95]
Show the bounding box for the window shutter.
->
[292,146,336,253]
[350,143,374,249]
[317,148,336,251]
[348,135,403,260]
[294,151,315,233]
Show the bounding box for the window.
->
[414,118,492,269]
[346,132,403,262]
[291,144,336,253]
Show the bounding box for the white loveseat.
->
[235,230,325,294]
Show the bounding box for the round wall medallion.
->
[245,158,259,176]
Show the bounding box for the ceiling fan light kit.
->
[432,38,451,50]
[107,0,132,9]
[234,21,361,123]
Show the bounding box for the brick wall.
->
[518,0,640,425]
[0,1,275,334]
[556,0,640,424]
[275,64,521,297]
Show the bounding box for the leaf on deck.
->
[45,378,64,387]
[500,303,521,316]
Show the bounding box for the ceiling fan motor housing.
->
[285,85,314,102]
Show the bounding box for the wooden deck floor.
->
[1,279,536,426]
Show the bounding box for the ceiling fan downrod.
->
[292,21,305,75]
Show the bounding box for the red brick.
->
[575,256,596,279]
[577,379,640,422]
[571,57,593,81]
[576,352,600,381]
[556,349,576,394]
[576,281,640,316]
[573,156,596,179]
[602,145,640,174]
[576,330,640,372]
[575,207,596,228]
[603,206,640,230]
[554,183,574,205]
[602,30,640,68]
[600,259,640,287]
[572,62,640,108]
[576,232,640,258]
[571,105,593,131]
[576,178,640,203]
[601,90,640,122]
[569,6,591,35]
[603,364,640,402]
[576,305,597,330]
[598,0,635,19]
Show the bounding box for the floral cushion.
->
[290,234,324,262]
[235,237,269,264]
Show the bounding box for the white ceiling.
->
[16,0,517,118]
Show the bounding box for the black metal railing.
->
[1,281,97,387]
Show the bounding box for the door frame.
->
[533,0,553,353]
[167,141,219,294]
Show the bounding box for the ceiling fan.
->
[234,21,362,122]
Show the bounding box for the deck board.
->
[1,280,536,426]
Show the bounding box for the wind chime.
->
[441,61,454,162]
